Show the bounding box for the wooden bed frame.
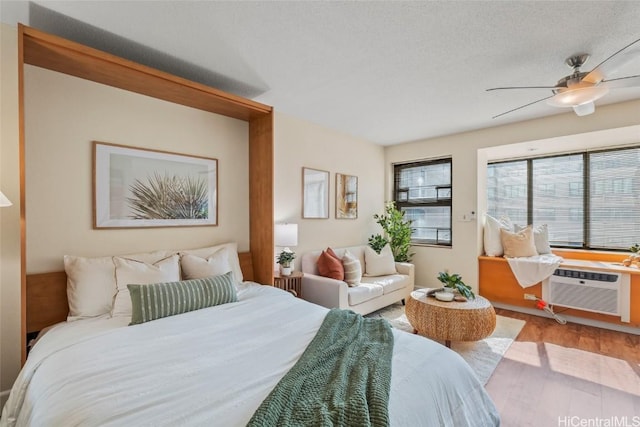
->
[25,252,254,337]
[18,25,274,362]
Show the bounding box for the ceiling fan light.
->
[572,102,595,116]
[547,86,609,107]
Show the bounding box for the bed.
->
[3,246,500,426]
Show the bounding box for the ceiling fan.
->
[488,37,640,119]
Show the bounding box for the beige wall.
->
[0,23,22,403]
[274,111,385,270]
[24,65,250,272]
[385,100,640,290]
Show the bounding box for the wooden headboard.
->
[26,252,255,335]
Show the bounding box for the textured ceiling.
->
[2,1,640,145]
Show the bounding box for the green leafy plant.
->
[370,201,414,262]
[127,172,208,220]
[368,234,389,254]
[437,271,475,300]
[630,243,640,254]
[276,250,296,267]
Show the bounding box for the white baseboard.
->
[492,302,640,335]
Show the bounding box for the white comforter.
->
[2,283,499,426]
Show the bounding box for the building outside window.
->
[487,146,640,251]
[394,158,452,246]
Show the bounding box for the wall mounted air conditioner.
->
[542,268,630,323]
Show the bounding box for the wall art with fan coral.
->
[93,141,217,228]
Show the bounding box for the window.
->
[569,182,582,197]
[394,159,452,246]
[487,160,527,225]
[487,146,640,251]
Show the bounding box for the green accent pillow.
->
[127,272,238,325]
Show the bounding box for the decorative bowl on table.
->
[434,291,455,302]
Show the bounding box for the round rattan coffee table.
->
[405,289,496,347]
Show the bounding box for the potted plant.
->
[277,250,296,276]
[369,201,414,262]
[437,271,475,300]
[368,234,389,254]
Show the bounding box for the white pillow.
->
[111,254,181,317]
[483,214,513,256]
[180,249,231,280]
[342,250,362,287]
[179,242,243,283]
[64,255,116,321]
[364,245,397,276]
[64,250,175,321]
[514,223,551,254]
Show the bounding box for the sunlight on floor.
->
[503,341,542,367]
[545,343,640,396]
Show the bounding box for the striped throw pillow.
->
[342,250,362,287]
[127,272,238,325]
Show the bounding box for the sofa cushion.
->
[317,248,344,280]
[361,274,409,295]
[347,283,384,306]
[484,214,513,256]
[342,250,362,286]
[364,245,396,276]
[514,223,551,254]
[301,246,366,277]
[501,226,538,258]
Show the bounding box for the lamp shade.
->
[275,223,298,247]
[547,85,609,108]
[0,191,12,207]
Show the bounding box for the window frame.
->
[488,145,640,252]
[393,158,453,247]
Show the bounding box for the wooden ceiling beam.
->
[20,24,271,121]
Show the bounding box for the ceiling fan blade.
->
[601,74,640,89]
[492,94,555,119]
[583,37,640,84]
[486,86,557,91]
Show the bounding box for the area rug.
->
[366,302,526,385]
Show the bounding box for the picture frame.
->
[336,173,358,219]
[93,141,218,228]
[302,167,330,219]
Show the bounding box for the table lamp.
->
[0,191,12,207]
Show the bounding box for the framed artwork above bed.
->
[93,141,218,228]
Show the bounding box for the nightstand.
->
[274,271,303,298]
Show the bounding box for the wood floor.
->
[486,309,640,426]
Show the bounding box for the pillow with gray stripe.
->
[127,272,238,325]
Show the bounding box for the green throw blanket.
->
[247,308,394,427]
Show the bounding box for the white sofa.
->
[300,245,415,315]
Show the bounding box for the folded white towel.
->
[506,254,563,288]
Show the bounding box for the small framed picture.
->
[336,173,358,219]
[302,167,330,219]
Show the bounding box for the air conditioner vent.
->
[548,281,618,315]
[553,269,618,282]
[543,268,631,322]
